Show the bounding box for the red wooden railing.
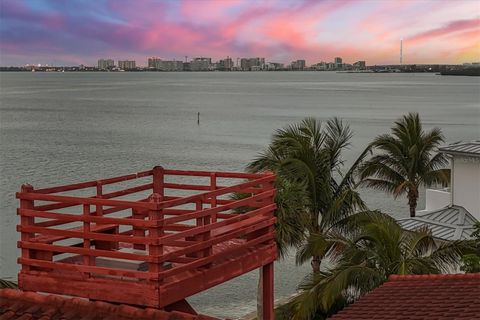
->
[16,166,277,318]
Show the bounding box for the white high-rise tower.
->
[400,39,403,65]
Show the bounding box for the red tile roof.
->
[0,289,220,320]
[329,273,480,320]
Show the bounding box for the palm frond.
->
[0,279,18,289]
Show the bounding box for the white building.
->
[399,141,480,240]
[118,60,136,70]
[97,58,114,70]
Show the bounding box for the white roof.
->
[439,140,480,157]
[398,205,478,241]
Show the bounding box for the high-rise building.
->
[353,61,366,70]
[334,57,343,69]
[118,60,136,70]
[217,57,234,71]
[265,62,284,70]
[97,59,114,70]
[312,61,327,71]
[162,60,183,71]
[190,57,211,71]
[240,58,249,71]
[240,57,265,71]
[291,59,306,70]
[148,57,162,69]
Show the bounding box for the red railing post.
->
[133,207,146,250]
[210,173,217,223]
[262,262,274,320]
[198,200,212,258]
[95,181,103,216]
[153,166,164,197]
[19,184,34,272]
[83,204,94,273]
[148,193,164,275]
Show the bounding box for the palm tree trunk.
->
[408,188,418,217]
[311,256,321,273]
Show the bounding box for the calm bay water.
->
[0,71,479,318]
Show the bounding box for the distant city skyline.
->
[1,0,479,66]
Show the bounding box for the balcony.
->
[16,167,277,318]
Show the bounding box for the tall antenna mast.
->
[400,39,403,66]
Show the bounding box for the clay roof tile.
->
[0,289,221,320]
[329,273,480,320]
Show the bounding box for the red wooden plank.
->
[20,208,155,228]
[17,192,154,210]
[159,244,276,307]
[31,170,153,194]
[100,183,153,199]
[98,169,152,186]
[19,225,151,245]
[19,272,159,307]
[32,206,125,228]
[32,181,97,194]
[163,183,213,191]
[163,190,275,225]
[157,175,275,209]
[160,232,275,279]
[18,241,152,262]
[160,204,275,244]
[18,257,155,279]
[164,169,272,179]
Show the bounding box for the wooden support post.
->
[148,193,164,275]
[210,173,217,223]
[19,184,34,272]
[153,166,164,197]
[262,262,274,320]
[83,204,94,270]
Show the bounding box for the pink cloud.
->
[407,18,480,44]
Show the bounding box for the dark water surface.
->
[1,72,479,317]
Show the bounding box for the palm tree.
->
[289,212,474,320]
[0,278,18,289]
[233,176,311,318]
[248,117,370,273]
[359,112,448,217]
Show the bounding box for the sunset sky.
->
[1,0,479,66]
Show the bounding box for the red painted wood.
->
[165,299,198,315]
[18,257,157,279]
[160,244,277,307]
[16,167,277,311]
[20,224,149,245]
[20,184,34,272]
[20,208,155,228]
[153,166,164,196]
[96,181,103,216]
[263,262,274,320]
[148,193,164,274]
[19,272,159,307]
[18,242,153,262]
[17,192,154,210]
